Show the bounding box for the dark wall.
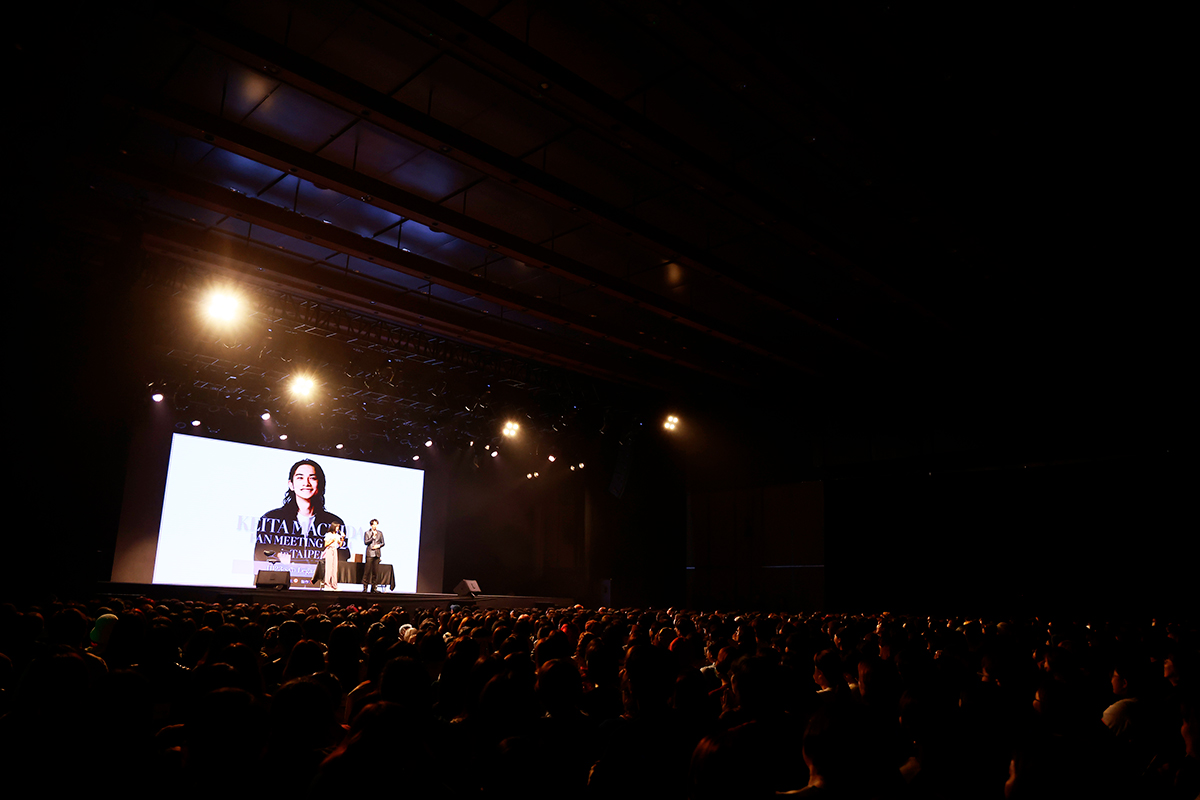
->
[666,379,1186,616]
[439,432,686,607]
[19,210,146,590]
[687,482,825,611]
[110,416,174,582]
[823,452,1186,615]
[439,447,583,597]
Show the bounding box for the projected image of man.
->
[255,459,348,569]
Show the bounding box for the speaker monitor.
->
[255,570,291,590]
[454,579,481,597]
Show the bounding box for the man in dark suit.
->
[362,518,385,592]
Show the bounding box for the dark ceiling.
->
[17,2,1180,469]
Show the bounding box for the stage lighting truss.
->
[143,266,661,470]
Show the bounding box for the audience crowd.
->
[0,594,1196,798]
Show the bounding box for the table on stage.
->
[310,560,395,590]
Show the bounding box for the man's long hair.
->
[280,459,328,513]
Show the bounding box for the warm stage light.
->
[279,434,288,441]
[336,443,344,450]
[291,375,315,397]
[503,420,520,437]
[425,439,433,447]
[191,420,201,427]
[570,466,575,471]
[547,455,556,462]
[413,454,420,461]
[206,292,240,321]
[664,414,679,431]
[533,471,539,477]
[527,473,533,479]
[490,450,499,457]
[261,412,271,421]
[151,393,164,403]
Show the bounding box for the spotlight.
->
[547,455,556,462]
[191,420,201,427]
[279,434,288,441]
[425,439,433,447]
[578,463,585,469]
[664,414,679,431]
[336,443,344,450]
[533,471,539,477]
[490,450,499,457]
[413,454,420,461]
[570,466,575,471]
[151,393,164,403]
[206,291,240,321]
[291,375,315,397]
[503,420,520,437]
[527,473,533,479]
[261,411,271,421]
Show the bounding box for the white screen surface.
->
[153,433,424,590]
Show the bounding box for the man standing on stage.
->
[363,518,385,592]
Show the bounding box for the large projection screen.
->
[152,433,424,590]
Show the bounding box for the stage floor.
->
[100,582,575,610]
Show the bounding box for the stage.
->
[99,582,576,610]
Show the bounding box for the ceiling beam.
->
[365,0,934,325]
[85,146,776,385]
[137,217,688,391]
[118,89,818,368]
[163,8,886,355]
